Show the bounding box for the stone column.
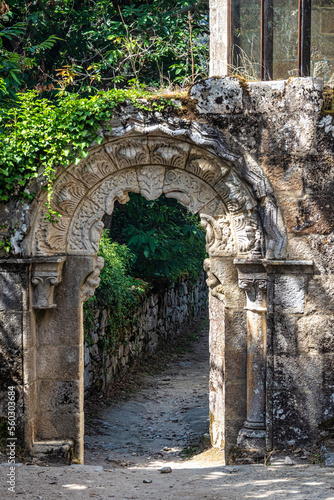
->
[209,0,229,76]
[235,261,267,451]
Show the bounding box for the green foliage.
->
[2,0,209,93]
[84,230,148,349]
[0,88,175,208]
[110,193,206,282]
[0,17,58,105]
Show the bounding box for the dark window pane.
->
[311,0,334,84]
[231,0,261,80]
[273,0,299,79]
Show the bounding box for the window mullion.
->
[261,0,273,80]
[298,0,312,77]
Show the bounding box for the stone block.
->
[37,345,82,380]
[54,256,95,311]
[260,156,303,192]
[0,311,22,350]
[297,314,334,353]
[274,354,323,394]
[321,390,334,422]
[267,313,298,356]
[324,452,334,467]
[224,310,247,351]
[273,276,305,313]
[39,380,81,413]
[23,347,37,385]
[322,10,334,33]
[210,354,224,393]
[209,294,225,322]
[272,390,312,447]
[307,276,334,313]
[37,309,82,346]
[248,80,286,114]
[0,273,22,311]
[209,319,224,356]
[286,234,334,275]
[277,193,333,235]
[225,381,246,420]
[322,355,334,387]
[225,350,246,383]
[316,33,334,59]
[190,78,243,114]
[36,411,84,441]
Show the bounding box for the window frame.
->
[227,0,312,80]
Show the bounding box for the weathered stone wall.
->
[190,76,334,450]
[84,274,208,393]
[0,262,27,442]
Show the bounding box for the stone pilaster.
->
[235,260,267,451]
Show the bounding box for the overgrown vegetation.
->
[0,0,209,206]
[84,230,149,348]
[0,89,175,208]
[84,195,207,355]
[1,0,209,101]
[110,193,206,281]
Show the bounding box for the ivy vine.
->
[0,89,177,219]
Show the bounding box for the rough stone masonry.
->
[0,75,334,464]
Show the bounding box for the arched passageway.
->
[19,122,286,463]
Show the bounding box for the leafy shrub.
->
[109,193,206,282]
[83,230,148,347]
[2,0,209,94]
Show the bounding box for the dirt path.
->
[84,319,211,467]
[2,319,334,499]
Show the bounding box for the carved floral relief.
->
[67,199,104,255]
[163,170,216,213]
[30,135,264,261]
[137,166,165,200]
[70,149,118,188]
[90,170,139,214]
[200,214,235,256]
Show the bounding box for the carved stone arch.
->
[21,128,288,465]
[26,134,265,262]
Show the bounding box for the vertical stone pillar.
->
[209,0,229,76]
[32,256,96,464]
[206,257,247,462]
[235,261,267,451]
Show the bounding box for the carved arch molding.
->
[26,133,285,261]
[22,130,289,460]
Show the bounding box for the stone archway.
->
[20,127,286,463]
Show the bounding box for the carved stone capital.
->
[80,256,104,302]
[238,275,267,310]
[235,261,267,311]
[31,257,66,309]
[203,258,226,303]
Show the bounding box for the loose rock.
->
[284,456,294,466]
[159,466,172,473]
